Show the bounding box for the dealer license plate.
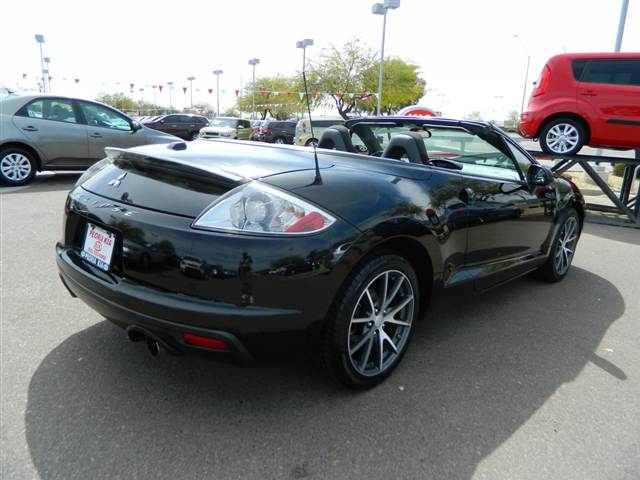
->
[81,223,115,272]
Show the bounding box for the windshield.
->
[350,122,522,181]
[208,119,237,128]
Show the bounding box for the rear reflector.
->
[183,333,230,351]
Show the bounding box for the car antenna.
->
[302,70,322,185]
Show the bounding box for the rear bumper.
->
[517,112,541,138]
[57,246,317,363]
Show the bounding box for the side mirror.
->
[527,164,554,186]
[159,120,165,124]
[131,121,142,132]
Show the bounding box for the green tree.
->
[306,39,377,119]
[236,75,302,119]
[96,92,137,112]
[361,57,426,115]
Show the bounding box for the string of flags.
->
[18,73,378,100]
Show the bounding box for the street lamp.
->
[372,0,400,116]
[35,34,46,93]
[296,38,314,72]
[213,70,223,117]
[248,58,260,119]
[167,81,174,110]
[187,76,196,109]
[44,56,51,92]
[513,34,530,115]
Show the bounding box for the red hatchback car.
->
[519,52,640,155]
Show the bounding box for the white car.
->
[199,117,252,140]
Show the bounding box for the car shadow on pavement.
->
[0,172,80,195]
[26,267,625,480]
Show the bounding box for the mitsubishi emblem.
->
[108,172,127,188]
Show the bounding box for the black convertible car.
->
[56,117,584,388]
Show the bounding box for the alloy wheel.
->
[0,153,32,182]
[545,123,579,154]
[554,216,578,275]
[348,270,415,377]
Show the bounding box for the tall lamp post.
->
[248,58,260,119]
[187,76,196,109]
[615,0,629,51]
[296,38,314,72]
[372,0,400,116]
[213,70,223,117]
[44,56,51,92]
[35,34,46,93]
[513,34,530,115]
[167,81,174,110]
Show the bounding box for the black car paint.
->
[56,120,584,361]
[143,114,208,141]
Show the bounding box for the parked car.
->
[57,116,584,388]
[255,120,297,144]
[142,114,209,141]
[519,52,640,155]
[293,117,345,146]
[199,117,252,140]
[0,95,180,186]
[250,119,268,141]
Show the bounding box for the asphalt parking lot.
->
[1,173,639,480]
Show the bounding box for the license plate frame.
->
[80,223,116,272]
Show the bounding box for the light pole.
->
[187,76,195,109]
[513,34,530,115]
[615,0,629,51]
[167,81,174,110]
[248,58,260,119]
[35,34,46,93]
[372,0,400,116]
[296,38,314,72]
[44,56,51,92]
[213,70,223,117]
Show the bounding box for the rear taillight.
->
[261,127,269,133]
[532,65,551,97]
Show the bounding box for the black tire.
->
[322,254,420,389]
[305,138,318,147]
[539,118,585,156]
[533,208,580,282]
[0,147,37,186]
[273,137,286,144]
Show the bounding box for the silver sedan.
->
[0,95,180,185]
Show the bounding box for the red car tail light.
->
[183,333,230,351]
[261,127,269,133]
[532,65,551,97]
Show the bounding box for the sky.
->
[2,0,639,120]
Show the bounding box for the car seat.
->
[381,132,429,164]
[317,125,356,152]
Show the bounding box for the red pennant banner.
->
[311,91,318,99]
[235,89,240,97]
[286,91,293,97]
[182,86,188,94]
[259,91,268,97]
[74,78,80,84]
[158,85,163,93]
[208,88,213,94]
[22,73,27,79]
[48,76,52,82]
[130,83,135,90]
[335,93,343,99]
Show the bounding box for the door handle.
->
[89,132,103,138]
[580,91,597,97]
[458,187,474,203]
[22,126,38,132]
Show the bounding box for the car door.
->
[12,97,89,167]
[576,58,640,148]
[239,120,252,140]
[78,101,143,161]
[156,115,181,137]
[427,129,552,289]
